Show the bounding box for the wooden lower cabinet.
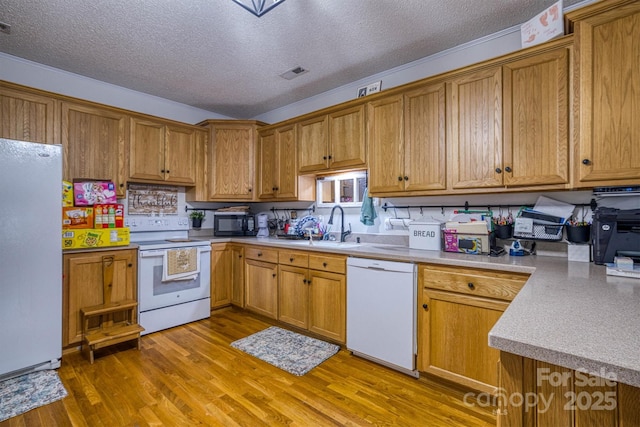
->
[210,243,246,309]
[497,351,640,427]
[244,247,279,319]
[210,244,232,309]
[229,245,245,307]
[418,264,528,394]
[62,249,137,348]
[278,250,346,344]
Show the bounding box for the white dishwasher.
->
[346,257,418,377]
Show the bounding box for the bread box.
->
[409,219,443,250]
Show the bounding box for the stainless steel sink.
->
[282,240,361,249]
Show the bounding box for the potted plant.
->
[189,210,205,229]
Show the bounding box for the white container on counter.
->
[409,219,443,251]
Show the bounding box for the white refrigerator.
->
[0,138,62,380]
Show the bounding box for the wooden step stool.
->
[81,300,145,363]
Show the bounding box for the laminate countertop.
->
[208,236,640,388]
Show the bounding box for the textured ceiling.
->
[0,0,584,119]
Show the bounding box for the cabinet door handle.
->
[504,166,512,173]
[323,262,328,267]
[468,282,475,290]
[166,170,170,173]
[238,255,242,259]
[495,168,502,174]
[328,155,332,160]
[257,252,262,257]
[323,156,327,160]
[398,176,403,181]
[290,257,294,262]
[404,176,409,181]
[248,188,252,193]
[303,279,307,284]
[582,158,591,165]
[127,263,132,268]
[272,273,276,278]
[422,303,428,310]
[161,169,165,173]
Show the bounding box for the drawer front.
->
[279,250,309,268]
[309,253,346,274]
[420,264,528,301]
[244,246,279,263]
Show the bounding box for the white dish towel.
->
[162,247,200,282]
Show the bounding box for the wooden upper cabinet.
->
[503,44,570,187]
[129,118,165,182]
[257,129,277,199]
[165,125,197,184]
[328,104,367,170]
[368,84,447,196]
[568,0,640,186]
[0,85,59,145]
[297,115,329,173]
[258,124,313,201]
[367,94,405,193]
[129,117,196,185]
[404,82,447,192]
[195,120,261,201]
[297,104,366,173]
[61,102,128,197]
[276,124,298,199]
[448,66,503,189]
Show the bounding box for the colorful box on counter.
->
[94,204,124,228]
[73,179,117,206]
[62,207,95,229]
[62,227,130,249]
[62,181,74,207]
[442,221,490,254]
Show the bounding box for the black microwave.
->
[213,212,257,236]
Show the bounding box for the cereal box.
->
[62,181,74,207]
[62,207,95,229]
[73,180,117,206]
[62,227,130,249]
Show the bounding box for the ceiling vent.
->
[279,66,308,80]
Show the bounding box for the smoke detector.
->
[279,66,309,80]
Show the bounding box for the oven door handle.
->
[139,246,212,258]
[139,250,165,258]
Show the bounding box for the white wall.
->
[0,53,230,124]
[253,0,594,124]
[253,27,522,124]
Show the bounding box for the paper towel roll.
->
[384,218,413,229]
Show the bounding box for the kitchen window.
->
[316,171,367,208]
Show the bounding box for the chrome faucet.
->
[328,204,351,242]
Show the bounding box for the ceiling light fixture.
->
[232,0,286,17]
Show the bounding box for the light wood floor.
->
[1,309,496,426]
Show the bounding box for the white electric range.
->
[127,216,211,335]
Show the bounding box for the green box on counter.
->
[62,227,130,249]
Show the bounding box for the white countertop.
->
[209,236,640,388]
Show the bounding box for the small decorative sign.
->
[521,0,564,48]
[128,184,178,215]
[357,80,382,98]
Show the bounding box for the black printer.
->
[592,208,640,264]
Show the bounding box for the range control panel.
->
[125,216,190,232]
